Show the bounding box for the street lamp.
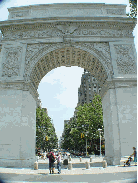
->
[98,129,102,157]
[85,131,89,157]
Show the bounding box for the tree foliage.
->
[127,0,137,18]
[36,107,58,151]
[62,94,104,153]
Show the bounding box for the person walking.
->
[132,147,137,166]
[63,153,68,169]
[57,152,62,174]
[47,150,56,174]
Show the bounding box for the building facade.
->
[78,69,101,105]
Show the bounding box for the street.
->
[0,171,137,183]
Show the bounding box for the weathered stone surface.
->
[0,3,137,168]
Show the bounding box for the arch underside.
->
[30,47,108,90]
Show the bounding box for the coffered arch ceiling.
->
[29,46,109,90]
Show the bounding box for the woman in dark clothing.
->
[47,151,56,174]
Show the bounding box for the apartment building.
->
[78,69,101,105]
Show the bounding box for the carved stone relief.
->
[1,22,134,40]
[24,42,112,90]
[114,44,137,74]
[3,28,62,40]
[73,28,133,37]
[56,24,78,35]
[2,47,22,77]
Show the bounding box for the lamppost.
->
[85,131,88,157]
[98,129,102,157]
[82,124,89,157]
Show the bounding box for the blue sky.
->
[0,0,137,140]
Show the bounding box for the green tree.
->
[62,94,104,153]
[127,0,137,18]
[36,107,58,152]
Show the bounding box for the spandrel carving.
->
[2,47,22,77]
[114,44,137,74]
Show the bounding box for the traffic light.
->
[81,133,85,138]
[45,136,48,141]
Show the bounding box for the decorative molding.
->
[1,22,134,40]
[56,24,78,35]
[114,44,137,74]
[2,47,22,77]
[3,28,62,40]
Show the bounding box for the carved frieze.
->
[2,47,22,77]
[1,21,134,40]
[3,28,62,40]
[114,44,137,74]
[73,28,133,37]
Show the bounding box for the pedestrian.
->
[63,153,68,169]
[47,150,56,174]
[57,152,62,174]
[131,147,137,166]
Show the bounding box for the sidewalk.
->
[0,165,137,175]
[0,157,137,175]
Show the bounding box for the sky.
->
[0,0,137,140]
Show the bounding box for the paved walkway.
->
[0,165,137,175]
[0,157,137,175]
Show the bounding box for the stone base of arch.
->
[102,80,137,165]
[0,88,36,168]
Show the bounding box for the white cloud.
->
[40,66,84,108]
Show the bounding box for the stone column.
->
[0,83,37,168]
[102,81,137,165]
[102,88,121,165]
[0,43,37,168]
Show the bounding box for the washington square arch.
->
[0,3,137,168]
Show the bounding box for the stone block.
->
[68,162,72,170]
[85,161,90,169]
[34,161,38,170]
[103,160,107,168]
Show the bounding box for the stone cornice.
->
[0,17,136,33]
[0,17,136,28]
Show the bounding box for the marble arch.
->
[0,3,137,168]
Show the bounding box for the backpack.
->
[51,153,55,163]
